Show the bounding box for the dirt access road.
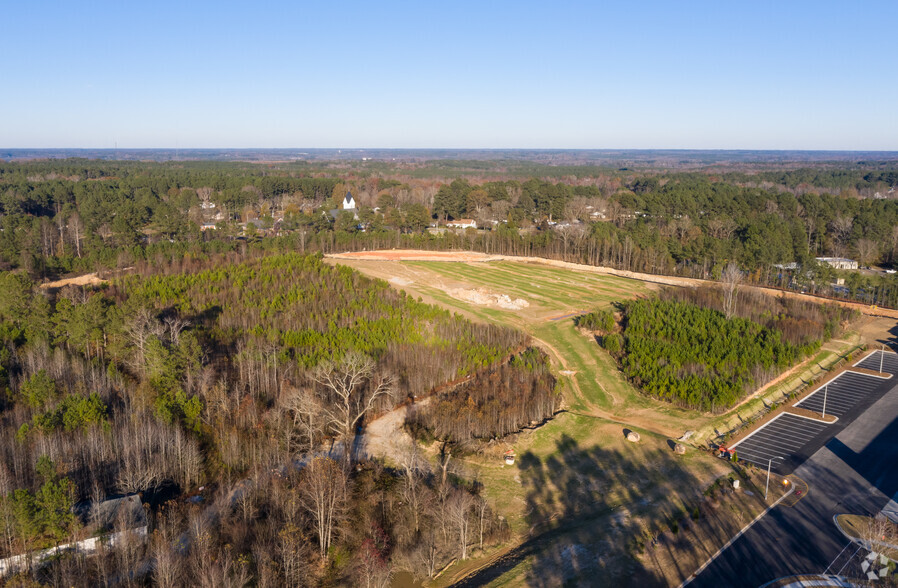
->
[328,249,898,320]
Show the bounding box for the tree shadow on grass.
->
[452,434,717,587]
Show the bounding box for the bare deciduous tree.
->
[447,490,474,560]
[123,308,164,376]
[300,457,348,559]
[857,514,897,550]
[721,262,743,320]
[554,223,588,259]
[117,418,202,494]
[398,442,429,534]
[707,216,737,241]
[564,197,592,222]
[151,532,183,588]
[475,496,490,551]
[311,351,395,457]
[855,238,880,267]
[830,214,854,257]
[280,387,322,455]
[69,212,84,258]
[274,524,312,585]
[438,441,453,493]
[164,315,190,346]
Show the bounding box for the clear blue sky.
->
[2,1,896,149]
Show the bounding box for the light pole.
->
[881,344,886,374]
[822,384,828,419]
[766,456,784,500]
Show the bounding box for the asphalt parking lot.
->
[727,351,894,475]
[729,413,830,472]
[795,371,885,418]
[854,349,898,375]
[689,371,898,588]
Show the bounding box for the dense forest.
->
[0,253,557,585]
[2,159,898,307]
[600,290,854,412]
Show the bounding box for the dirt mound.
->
[447,287,529,310]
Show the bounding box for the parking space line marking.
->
[752,420,822,437]
[738,443,796,456]
[748,432,815,447]
[775,417,829,430]
[736,442,794,454]
[732,415,830,454]
[737,440,802,456]
[796,404,849,415]
[729,413,786,450]
[762,417,828,432]
[853,349,898,375]
[735,444,791,457]
[800,394,857,405]
[797,396,858,411]
[797,402,850,414]
[799,398,853,408]
[746,437,809,450]
[751,425,820,438]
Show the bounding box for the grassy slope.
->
[332,258,861,585]
[404,261,708,433]
[331,260,732,583]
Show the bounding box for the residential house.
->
[446,219,476,229]
[815,257,859,270]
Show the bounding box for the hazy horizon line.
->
[5,147,898,154]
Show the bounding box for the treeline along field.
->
[3,160,898,308]
[412,348,559,442]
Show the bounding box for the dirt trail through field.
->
[528,336,597,412]
[328,250,898,319]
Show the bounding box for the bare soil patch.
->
[330,249,497,262]
[447,287,529,310]
[360,399,431,465]
[854,315,898,347]
[40,272,107,289]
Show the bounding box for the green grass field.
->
[400,261,708,434]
